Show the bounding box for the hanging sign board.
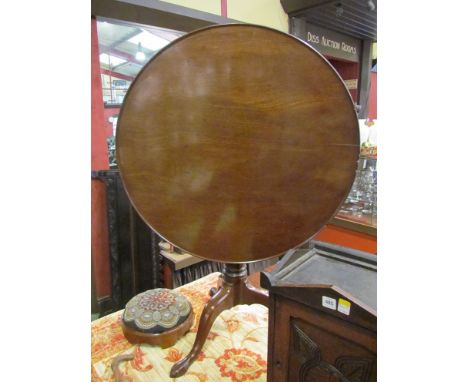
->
[300,23,361,63]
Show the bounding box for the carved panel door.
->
[269,296,376,382]
[288,318,376,382]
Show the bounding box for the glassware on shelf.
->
[337,156,377,227]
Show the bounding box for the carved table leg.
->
[170,276,235,377]
[225,263,269,306]
[170,263,269,377]
[241,278,269,306]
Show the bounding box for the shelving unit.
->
[336,155,377,230]
[159,241,279,289]
[159,242,223,289]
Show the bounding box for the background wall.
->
[91,0,376,306]
[160,0,222,15]
[91,16,111,298]
[161,0,289,31]
[225,0,288,32]
[368,70,377,120]
[91,1,290,304]
[314,225,376,254]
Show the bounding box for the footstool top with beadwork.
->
[122,288,194,348]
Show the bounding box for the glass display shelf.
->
[333,155,377,236]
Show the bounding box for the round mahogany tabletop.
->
[116,24,359,263]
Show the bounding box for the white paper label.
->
[322,296,337,310]
[338,298,351,315]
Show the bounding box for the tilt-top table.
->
[116,24,359,377]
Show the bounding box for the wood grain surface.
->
[116,24,359,263]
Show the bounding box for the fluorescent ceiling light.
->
[99,53,126,67]
[135,51,146,61]
[128,30,170,51]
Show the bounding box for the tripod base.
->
[170,263,268,378]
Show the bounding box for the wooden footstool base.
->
[122,310,194,348]
[121,288,194,348]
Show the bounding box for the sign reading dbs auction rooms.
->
[301,23,361,63]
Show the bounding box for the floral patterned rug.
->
[91,272,269,381]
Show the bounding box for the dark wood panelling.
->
[92,169,162,313]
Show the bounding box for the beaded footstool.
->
[121,288,193,348]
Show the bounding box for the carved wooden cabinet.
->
[261,241,376,382]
